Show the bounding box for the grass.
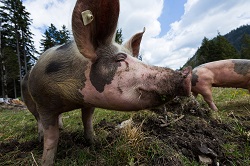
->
[212,88,250,140]
[0,87,250,165]
[197,88,250,165]
[0,108,166,165]
[0,109,37,142]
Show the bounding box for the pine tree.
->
[40,28,56,52]
[196,37,210,65]
[0,0,36,98]
[214,33,239,60]
[58,25,70,44]
[184,34,239,68]
[40,26,122,53]
[40,24,70,52]
[240,34,250,59]
[115,28,123,44]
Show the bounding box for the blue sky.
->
[23,0,250,69]
[159,0,186,36]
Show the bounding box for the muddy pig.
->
[21,0,192,165]
[192,59,250,111]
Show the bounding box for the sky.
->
[22,0,250,69]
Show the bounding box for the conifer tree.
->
[213,33,239,60]
[240,34,250,59]
[59,25,70,44]
[184,34,239,68]
[40,24,70,52]
[0,0,36,98]
[115,28,123,44]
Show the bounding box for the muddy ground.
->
[146,97,249,165]
[0,97,250,165]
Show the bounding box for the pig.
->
[191,59,250,111]
[21,0,192,165]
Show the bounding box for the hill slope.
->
[183,24,250,68]
[225,25,250,51]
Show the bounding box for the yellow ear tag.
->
[81,10,94,26]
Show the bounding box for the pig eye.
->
[116,53,127,62]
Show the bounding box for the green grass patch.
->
[0,109,37,142]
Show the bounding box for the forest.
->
[0,0,72,99]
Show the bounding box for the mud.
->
[145,96,249,165]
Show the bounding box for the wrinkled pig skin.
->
[191,59,250,111]
[21,0,192,165]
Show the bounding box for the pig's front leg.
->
[81,107,95,144]
[40,113,60,166]
[201,88,218,111]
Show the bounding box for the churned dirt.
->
[1,96,249,165]
[146,97,250,165]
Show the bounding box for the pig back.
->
[194,59,250,89]
[28,41,89,109]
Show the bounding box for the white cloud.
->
[24,0,73,28]
[138,0,250,69]
[24,0,250,69]
[119,0,163,39]
[24,0,74,50]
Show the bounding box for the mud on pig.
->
[21,0,192,165]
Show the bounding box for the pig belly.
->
[212,74,250,89]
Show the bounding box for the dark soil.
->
[144,96,250,165]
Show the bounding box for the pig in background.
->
[21,0,192,165]
[191,59,250,111]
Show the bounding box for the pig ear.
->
[124,28,145,58]
[181,66,192,78]
[72,0,120,61]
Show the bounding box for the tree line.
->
[0,0,71,99]
[1,0,35,99]
[183,25,250,68]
